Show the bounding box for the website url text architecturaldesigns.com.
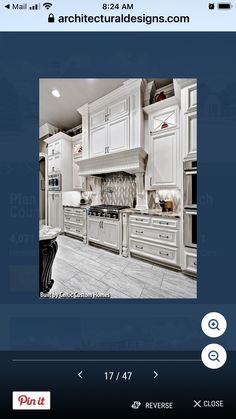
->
[57,14,190,25]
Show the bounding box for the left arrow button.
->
[5,4,10,9]
[77,371,83,379]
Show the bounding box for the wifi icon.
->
[43,2,52,9]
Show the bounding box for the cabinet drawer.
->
[64,208,84,216]
[151,217,179,229]
[129,215,150,225]
[130,239,178,265]
[130,225,178,247]
[64,214,84,225]
[184,252,197,274]
[64,223,83,237]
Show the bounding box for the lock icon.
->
[48,13,55,23]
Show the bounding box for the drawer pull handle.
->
[159,221,169,225]
[159,251,169,256]
[159,234,169,239]
[136,218,144,222]
[136,245,143,250]
[193,261,197,266]
[136,230,143,234]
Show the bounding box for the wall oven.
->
[183,160,197,248]
[48,174,61,191]
[183,160,197,209]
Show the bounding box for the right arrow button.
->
[153,371,159,379]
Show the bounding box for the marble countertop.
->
[63,205,89,208]
[40,225,61,241]
[121,208,181,218]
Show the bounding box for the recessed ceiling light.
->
[51,89,61,98]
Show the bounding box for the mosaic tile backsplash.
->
[101,172,136,207]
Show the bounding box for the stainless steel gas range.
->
[87,205,130,253]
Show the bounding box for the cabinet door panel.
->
[185,111,197,158]
[90,125,107,158]
[90,109,106,129]
[102,220,119,250]
[107,97,129,121]
[53,154,61,172]
[48,156,54,173]
[151,106,178,133]
[108,116,129,153]
[151,130,178,188]
[88,218,101,243]
[48,193,62,229]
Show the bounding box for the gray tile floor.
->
[47,235,197,299]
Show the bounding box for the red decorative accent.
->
[161,122,169,129]
[154,91,166,102]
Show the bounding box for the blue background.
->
[0,32,235,351]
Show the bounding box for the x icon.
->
[194,400,201,408]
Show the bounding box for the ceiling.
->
[39,78,172,130]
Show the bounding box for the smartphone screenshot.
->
[0,0,235,415]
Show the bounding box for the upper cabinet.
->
[89,96,130,158]
[150,129,179,189]
[144,103,180,190]
[90,97,129,129]
[181,83,197,160]
[78,79,146,161]
[44,133,73,191]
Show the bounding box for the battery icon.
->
[218,3,233,8]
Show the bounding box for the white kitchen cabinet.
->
[150,105,178,134]
[107,97,129,122]
[90,116,129,158]
[64,207,87,242]
[102,219,120,250]
[181,83,197,160]
[89,96,129,158]
[88,218,120,251]
[183,248,197,276]
[184,110,197,159]
[48,140,61,156]
[144,102,180,190]
[48,192,63,229]
[48,154,61,173]
[87,218,102,244]
[90,108,106,130]
[129,215,180,267]
[150,129,179,189]
[107,116,129,154]
[45,134,73,191]
[90,97,129,130]
[90,125,107,158]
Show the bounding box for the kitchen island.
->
[39,225,61,294]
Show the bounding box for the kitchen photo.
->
[39,78,197,299]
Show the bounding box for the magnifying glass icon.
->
[208,350,220,362]
[208,319,220,331]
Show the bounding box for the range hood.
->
[75,147,147,176]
